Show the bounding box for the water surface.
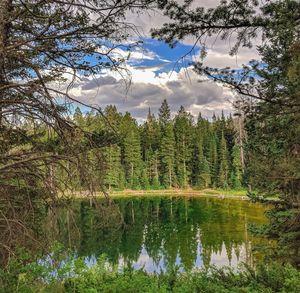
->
[45,196,269,272]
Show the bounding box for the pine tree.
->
[224,115,236,182]
[218,131,229,189]
[158,100,176,188]
[140,166,150,190]
[104,105,122,129]
[230,144,242,189]
[142,109,161,188]
[159,123,176,188]
[73,107,84,126]
[206,129,217,187]
[120,113,142,189]
[70,103,245,193]
[193,136,211,189]
[158,99,171,130]
[174,106,193,188]
[70,104,246,192]
[193,114,211,188]
[103,144,123,190]
[118,170,126,191]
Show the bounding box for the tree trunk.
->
[0,0,11,127]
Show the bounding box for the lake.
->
[44,196,270,273]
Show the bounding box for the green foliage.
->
[244,2,300,265]
[1,246,299,293]
[174,106,194,188]
[69,101,245,192]
[158,99,171,130]
[103,144,123,190]
[158,100,176,188]
[151,176,161,190]
[140,167,150,190]
[159,122,176,188]
[142,109,161,188]
[120,113,143,189]
[192,133,211,189]
[230,145,243,189]
[217,132,229,189]
[249,203,300,266]
[0,0,157,263]
[151,0,300,266]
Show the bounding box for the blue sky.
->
[83,37,200,75]
[127,38,200,72]
[68,36,236,121]
[67,0,258,122]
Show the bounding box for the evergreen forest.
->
[70,100,244,191]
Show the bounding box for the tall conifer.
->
[174,106,193,188]
[120,113,142,189]
[158,100,176,188]
[218,131,229,188]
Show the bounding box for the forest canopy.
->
[70,102,244,191]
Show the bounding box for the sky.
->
[68,0,259,121]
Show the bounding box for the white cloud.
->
[127,0,261,69]
[57,1,259,119]
[69,64,234,120]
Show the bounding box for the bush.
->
[1,246,299,293]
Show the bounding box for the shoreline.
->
[67,188,250,200]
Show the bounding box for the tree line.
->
[71,100,244,191]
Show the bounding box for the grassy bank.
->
[68,188,249,200]
[111,188,248,198]
[1,250,299,293]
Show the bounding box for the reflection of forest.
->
[45,197,269,271]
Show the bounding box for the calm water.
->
[44,196,270,272]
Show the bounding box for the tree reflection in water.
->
[45,196,270,272]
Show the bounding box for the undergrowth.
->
[0,243,299,293]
